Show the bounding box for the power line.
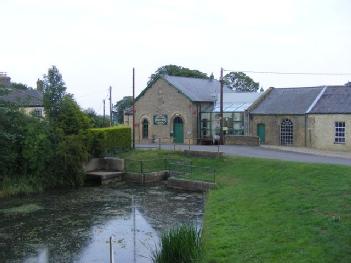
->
[223,69,351,76]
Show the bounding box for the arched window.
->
[142,119,148,139]
[280,119,293,145]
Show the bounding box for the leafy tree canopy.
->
[223,72,259,92]
[148,65,208,86]
[56,95,92,135]
[41,66,67,121]
[114,96,132,124]
[84,108,108,128]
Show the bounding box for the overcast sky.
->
[1,0,350,114]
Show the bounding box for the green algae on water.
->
[0,204,42,215]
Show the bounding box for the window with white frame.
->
[280,119,293,145]
[33,108,43,118]
[335,122,345,144]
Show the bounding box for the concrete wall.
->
[124,171,168,185]
[135,78,198,144]
[250,114,306,146]
[307,114,351,151]
[167,177,215,192]
[84,158,125,172]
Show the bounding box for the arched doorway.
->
[280,119,293,145]
[173,117,184,143]
[142,119,149,139]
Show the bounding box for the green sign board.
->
[153,114,168,125]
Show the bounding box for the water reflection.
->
[0,185,203,263]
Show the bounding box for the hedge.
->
[87,126,131,157]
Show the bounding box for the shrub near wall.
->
[88,126,131,157]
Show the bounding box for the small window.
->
[335,122,345,144]
[33,108,43,118]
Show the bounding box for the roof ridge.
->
[306,86,327,113]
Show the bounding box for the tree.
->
[148,65,208,86]
[84,108,107,128]
[41,66,67,121]
[114,96,132,124]
[56,95,92,135]
[223,72,259,92]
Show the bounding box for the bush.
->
[87,126,131,157]
[152,224,203,263]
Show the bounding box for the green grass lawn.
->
[119,150,351,263]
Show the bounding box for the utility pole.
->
[132,68,135,149]
[103,99,106,126]
[109,86,112,126]
[220,67,224,145]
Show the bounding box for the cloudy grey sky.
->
[1,0,350,114]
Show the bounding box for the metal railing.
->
[124,158,215,183]
[135,137,222,155]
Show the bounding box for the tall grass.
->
[152,224,203,263]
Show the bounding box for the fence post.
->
[188,138,191,151]
[217,143,220,158]
[109,236,113,263]
[158,138,161,150]
[164,158,168,171]
[173,143,176,151]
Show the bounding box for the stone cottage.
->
[0,88,44,117]
[307,86,351,151]
[250,84,351,151]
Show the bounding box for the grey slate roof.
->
[0,89,43,106]
[251,87,324,115]
[163,75,232,102]
[310,86,351,114]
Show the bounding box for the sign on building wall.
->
[153,114,168,125]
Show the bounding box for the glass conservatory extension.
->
[200,91,261,141]
[200,112,244,139]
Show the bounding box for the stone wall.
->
[224,135,259,146]
[307,114,351,151]
[250,114,306,146]
[135,78,198,144]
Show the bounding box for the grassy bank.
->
[120,150,351,262]
[0,176,45,198]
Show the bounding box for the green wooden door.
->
[257,123,265,144]
[173,117,184,143]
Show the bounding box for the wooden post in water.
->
[109,236,114,263]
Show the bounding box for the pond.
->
[0,185,204,263]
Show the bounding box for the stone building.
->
[250,85,351,151]
[307,86,351,151]
[134,75,221,144]
[0,88,44,117]
[250,87,323,146]
[132,75,261,144]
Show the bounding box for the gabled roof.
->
[136,75,232,102]
[0,89,43,106]
[251,87,324,115]
[309,86,351,114]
